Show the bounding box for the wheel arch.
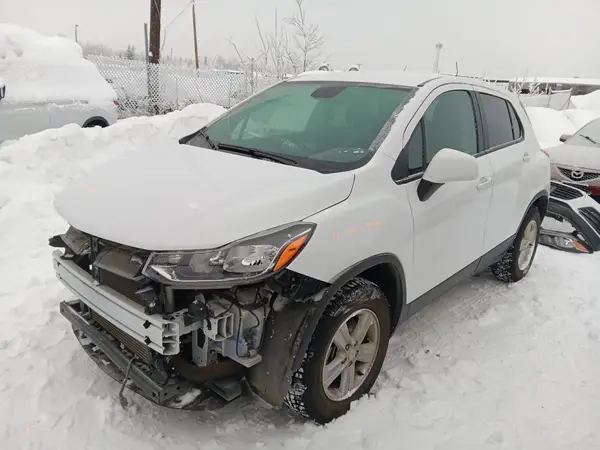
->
[531,189,549,219]
[247,254,407,407]
[292,253,407,372]
[82,116,109,128]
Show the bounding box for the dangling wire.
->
[118,356,136,408]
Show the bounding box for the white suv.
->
[50,71,550,424]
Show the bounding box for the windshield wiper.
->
[181,127,218,149]
[215,142,298,166]
[580,134,599,145]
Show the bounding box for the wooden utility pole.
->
[191,0,200,70]
[143,23,149,63]
[149,0,162,64]
[148,0,161,113]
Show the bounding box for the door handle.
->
[523,152,531,162]
[477,176,493,191]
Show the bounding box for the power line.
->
[164,0,193,30]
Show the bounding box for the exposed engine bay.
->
[50,227,325,409]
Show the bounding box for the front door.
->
[0,100,50,141]
[393,87,494,301]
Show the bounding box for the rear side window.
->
[480,93,521,148]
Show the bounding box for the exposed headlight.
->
[142,222,315,286]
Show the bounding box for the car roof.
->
[287,70,510,92]
[287,70,440,88]
[286,70,517,101]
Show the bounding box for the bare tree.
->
[285,0,325,72]
[228,0,325,78]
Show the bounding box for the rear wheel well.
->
[83,117,109,128]
[356,263,403,331]
[533,194,548,219]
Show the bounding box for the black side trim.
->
[405,234,514,318]
[524,189,550,221]
[291,253,407,372]
[475,234,515,272]
[417,179,443,201]
[407,259,479,317]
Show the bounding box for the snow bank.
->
[561,108,600,131]
[571,90,600,115]
[0,23,115,104]
[0,102,224,223]
[525,106,577,149]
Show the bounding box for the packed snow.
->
[0,23,115,104]
[571,90,600,116]
[526,97,600,149]
[1,102,600,449]
[525,107,577,149]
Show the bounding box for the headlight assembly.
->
[142,222,315,286]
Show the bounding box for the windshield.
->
[185,81,413,172]
[567,117,600,147]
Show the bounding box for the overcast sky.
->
[2,0,599,77]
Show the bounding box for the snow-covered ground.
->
[1,103,600,449]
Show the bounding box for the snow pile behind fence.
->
[88,55,279,118]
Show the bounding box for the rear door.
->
[392,86,495,300]
[474,90,528,251]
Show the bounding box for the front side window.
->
[392,90,478,179]
[565,117,600,148]
[187,81,413,173]
[423,90,478,161]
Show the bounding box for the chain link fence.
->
[87,55,280,119]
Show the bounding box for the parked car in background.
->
[546,117,600,196]
[0,24,117,142]
[50,71,550,424]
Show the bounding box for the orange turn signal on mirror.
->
[273,233,310,271]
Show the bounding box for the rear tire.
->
[491,207,541,282]
[284,277,390,424]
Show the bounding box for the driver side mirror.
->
[559,133,572,143]
[418,148,479,201]
[0,83,5,101]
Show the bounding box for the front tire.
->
[284,278,390,424]
[491,207,541,282]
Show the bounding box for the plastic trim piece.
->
[52,250,180,355]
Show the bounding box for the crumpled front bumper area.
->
[54,251,232,410]
[60,301,231,410]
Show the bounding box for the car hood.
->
[54,140,354,250]
[546,143,600,170]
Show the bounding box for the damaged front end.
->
[50,226,328,410]
[540,181,600,254]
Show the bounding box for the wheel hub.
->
[321,308,381,402]
[518,219,539,271]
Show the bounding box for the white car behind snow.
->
[0,24,117,142]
